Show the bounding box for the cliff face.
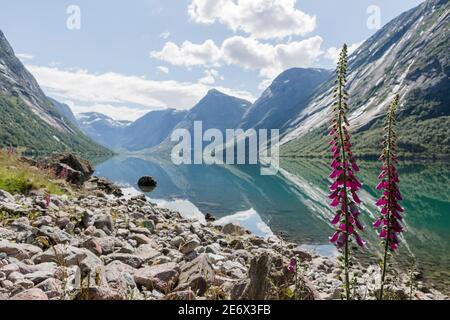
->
[281,0,450,157]
[0,30,110,154]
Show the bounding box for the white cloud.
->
[222,36,274,70]
[222,35,323,78]
[150,40,221,67]
[198,69,222,85]
[188,0,316,39]
[157,66,169,74]
[258,78,272,90]
[48,61,62,67]
[325,42,363,63]
[152,36,323,79]
[16,53,34,61]
[159,30,171,39]
[26,65,255,121]
[66,101,150,122]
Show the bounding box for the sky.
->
[1,0,424,121]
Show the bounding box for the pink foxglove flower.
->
[328,45,365,250]
[373,95,404,300]
[327,44,365,300]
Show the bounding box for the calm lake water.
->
[94,155,450,293]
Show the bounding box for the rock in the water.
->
[134,262,180,292]
[137,176,157,192]
[11,288,48,300]
[176,254,215,296]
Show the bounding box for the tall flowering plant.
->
[373,95,404,299]
[328,44,365,300]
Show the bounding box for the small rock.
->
[141,220,156,233]
[107,253,143,269]
[134,262,180,292]
[37,226,72,244]
[180,239,201,255]
[81,238,103,256]
[129,233,153,246]
[134,245,161,263]
[0,241,42,260]
[221,223,245,236]
[36,278,63,297]
[170,236,184,249]
[93,215,114,235]
[8,271,25,283]
[165,290,196,300]
[176,254,215,296]
[11,288,48,300]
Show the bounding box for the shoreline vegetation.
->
[0,150,447,300]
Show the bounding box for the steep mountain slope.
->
[239,68,331,132]
[281,0,450,158]
[0,30,110,154]
[147,89,251,156]
[120,109,187,151]
[76,112,131,150]
[48,98,79,129]
[78,90,249,153]
[176,89,251,133]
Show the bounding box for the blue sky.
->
[1,0,424,120]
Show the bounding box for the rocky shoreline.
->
[0,156,447,300]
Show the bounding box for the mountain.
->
[143,89,251,155]
[76,112,132,150]
[239,68,331,132]
[77,89,250,153]
[176,89,251,133]
[48,98,79,128]
[281,0,450,158]
[120,109,187,151]
[0,30,110,154]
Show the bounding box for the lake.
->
[94,155,450,293]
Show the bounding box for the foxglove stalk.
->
[45,194,51,209]
[328,44,365,300]
[374,95,404,299]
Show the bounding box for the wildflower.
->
[327,44,365,300]
[287,258,297,273]
[45,193,51,209]
[373,95,405,300]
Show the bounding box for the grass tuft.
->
[0,150,65,195]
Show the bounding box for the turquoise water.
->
[95,155,450,293]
